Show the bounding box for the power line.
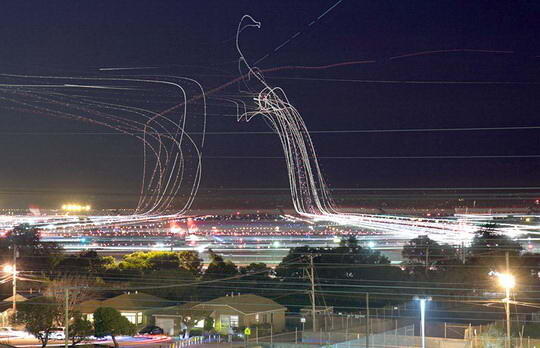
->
[2,125,540,135]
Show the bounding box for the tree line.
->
[2,222,540,346]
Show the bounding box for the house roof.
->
[77,292,173,313]
[76,299,103,314]
[194,294,286,314]
[153,302,213,318]
[1,294,27,303]
[0,294,29,313]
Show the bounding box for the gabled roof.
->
[1,294,27,303]
[101,292,172,311]
[0,294,29,313]
[77,292,173,313]
[153,302,212,317]
[194,294,286,314]
[77,299,103,314]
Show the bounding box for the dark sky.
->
[0,1,539,210]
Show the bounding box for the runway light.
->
[62,204,91,212]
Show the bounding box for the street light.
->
[495,272,515,348]
[2,263,17,318]
[497,273,515,290]
[414,296,431,348]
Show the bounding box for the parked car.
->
[41,327,65,340]
[138,326,164,335]
[0,327,29,338]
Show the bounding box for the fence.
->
[330,324,415,348]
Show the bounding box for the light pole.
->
[3,245,18,324]
[496,273,515,348]
[2,263,16,317]
[414,296,431,348]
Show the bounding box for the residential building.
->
[0,294,28,327]
[76,292,173,328]
[153,294,287,335]
[195,294,287,333]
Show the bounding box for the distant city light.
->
[62,204,91,212]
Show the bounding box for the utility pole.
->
[12,245,17,316]
[309,255,317,332]
[425,246,429,277]
[64,289,69,348]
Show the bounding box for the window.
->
[220,315,239,328]
[121,312,137,324]
[270,312,274,324]
[230,315,239,327]
[220,315,230,327]
[137,312,143,324]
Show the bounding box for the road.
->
[0,335,172,347]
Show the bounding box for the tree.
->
[93,307,136,348]
[402,235,460,278]
[117,251,187,271]
[55,250,112,275]
[128,269,196,301]
[203,250,238,279]
[276,237,396,281]
[402,235,458,265]
[274,237,404,311]
[240,262,270,274]
[45,275,97,316]
[204,316,214,333]
[68,311,93,347]
[0,224,62,274]
[467,224,523,285]
[469,224,523,260]
[179,309,209,338]
[239,263,272,280]
[146,252,181,270]
[178,251,203,276]
[15,297,61,348]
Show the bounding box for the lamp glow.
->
[498,273,515,289]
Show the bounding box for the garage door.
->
[155,317,175,336]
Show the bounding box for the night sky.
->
[0,1,539,210]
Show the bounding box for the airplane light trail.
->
[0,16,536,246]
[232,15,538,244]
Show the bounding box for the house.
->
[76,292,173,328]
[152,302,212,336]
[0,294,28,327]
[197,294,286,333]
[153,294,287,335]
